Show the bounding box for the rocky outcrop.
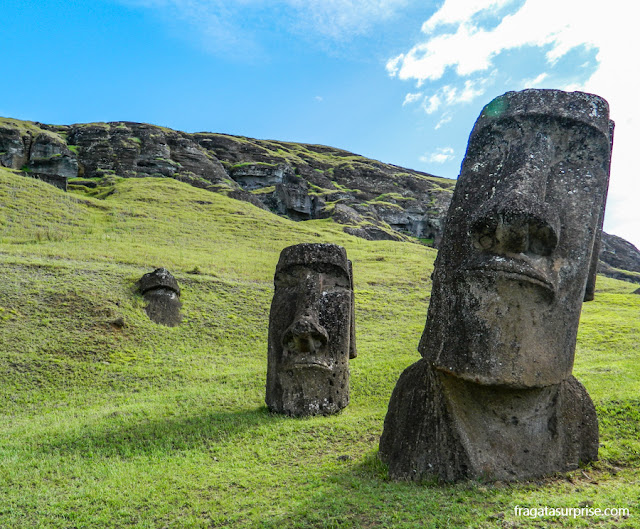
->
[0,120,74,190]
[28,133,77,190]
[1,117,638,279]
[598,232,640,283]
[0,124,30,170]
[65,122,230,186]
[1,117,454,243]
[193,132,454,241]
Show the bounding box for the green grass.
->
[250,186,276,195]
[230,162,277,171]
[371,192,416,203]
[1,168,639,528]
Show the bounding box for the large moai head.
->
[421,89,612,387]
[266,243,356,416]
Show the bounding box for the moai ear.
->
[584,119,614,302]
[348,260,357,359]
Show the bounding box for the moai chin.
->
[266,243,356,416]
[379,89,612,481]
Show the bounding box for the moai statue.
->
[379,89,612,481]
[137,268,182,326]
[266,243,357,416]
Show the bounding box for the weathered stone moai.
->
[137,268,182,326]
[379,89,613,481]
[266,243,356,416]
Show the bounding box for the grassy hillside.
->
[1,169,639,528]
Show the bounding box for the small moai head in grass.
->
[137,268,182,327]
[421,89,613,387]
[266,243,356,416]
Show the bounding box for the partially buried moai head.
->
[266,243,356,416]
[420,89,613,387]
[137,267,182,327]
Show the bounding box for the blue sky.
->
[2,0,638,248]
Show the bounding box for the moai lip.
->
[266,243,356,416]
[379,89,612,481]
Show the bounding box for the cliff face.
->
[0,119,77,190]
[598,233,640,283]
[193,132,454,242]
[1,117,638,281]
[0,118,454,244]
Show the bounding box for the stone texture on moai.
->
[266,243,356,416]
[379,89,612,481]
[137,268,182,326]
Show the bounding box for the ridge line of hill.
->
[1,116,639,282]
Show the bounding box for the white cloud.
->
[435,113,453,129]
[578,9,640,248]
[561,82,583,92]
[314,95,324,102]
[402,92,423,106]
[421,147,455,164]
[421,0,512,33]
[120,0,263,57]
[522,72,548,88]
[386,55,403,77]
[288,0,411,39]
[121,0,412,55]
[389,0,640,248]
[417,77,492,119]
[422,94,441,114]
[388,0,602,85]
[456,79,487,103]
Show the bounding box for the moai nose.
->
[282,316,329,354]
[469,130,561,256]
[470,193,559,256]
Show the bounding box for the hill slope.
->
[0,117,454,244]
[1,168,639,528]
[2,116,639,283]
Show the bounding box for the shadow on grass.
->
[38,406,284,457]
[254,453,507,529]
[253,401,640,529]
[254,454,636,529]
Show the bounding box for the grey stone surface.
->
[28,134,78,189]
[379,89,611,481]
[0,126,29,169]
[597,232,640,284]
[137,268,182,327]
[274,168,325,220]
[379,360,598,481]
[600,233,640,273]
[266,243,356,416]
